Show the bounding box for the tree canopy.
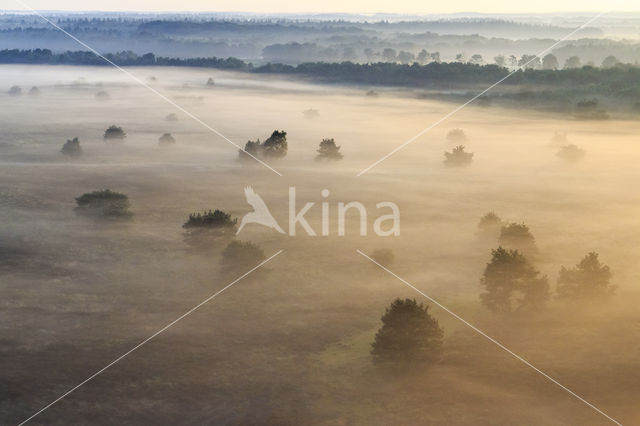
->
[557,252,615,299]
[104,125,126,140]
[480,247,550,313]
[74,189,132,218]
[61,137,82,157]
[371,298,443,366]
[315,138,343,161]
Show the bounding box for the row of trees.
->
[239,131,344,162]
[61,127,177,156]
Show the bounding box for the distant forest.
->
[2,48,640,101]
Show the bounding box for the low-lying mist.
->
[1,64,639,425]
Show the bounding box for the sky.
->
[3,0,636,14]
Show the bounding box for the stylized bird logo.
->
[236,187,285,235]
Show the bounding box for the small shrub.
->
[158,133,176,146]
[303,108,319,119]
[74,189,132,218]
[444,145,473,167]
[220,240,265,275]
[61,137,82,157]
[370,248,395,267]
[183,209,237,231]
[95,91,110,100]
[103,125,126,141]
[28,86,40,96]
[206,77,215,86]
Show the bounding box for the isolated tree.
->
[74,189,132,218]
[480,247,550,313]
[316,138,343,161]
[371,298,443,365]
[477,212,503,238]
[444,145,473,167]
[158,133,176,146]
[469,54,483,65]
[206,77,215,86]
[262,130,288,158]
[28,86,40,96]
[542,54,559,70]
[446,128,468,143]
[370,248,395,267]
[557,252,615,299]
[564,56,582,69]
[103,125,126,141]
[557,144,585,162]
[601,56,620,68]
[8,85,21,96]
[499,223,537,255]
[220,240,265,275]
[61,137,82,157]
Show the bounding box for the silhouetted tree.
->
[370,248,395,267]
[518,54,540,69]
[183,209,237,231]
[494,55,506,67]
[557,252,615,299]
[220,240,265,275]
[397,50,415,64]
[158,133,176,146]
[417,49,430,64]
[381,48,397,62]
[103,125,126,141]
[316,138,343,161]
[444,145,473,167]
[28,86,40,96]
[480,247,550,313]
[206,77,215,86]
[371,298,443,366]
[499,223,537,255]
[74,189,132,218]
[61,137,82,157]
[262,130,288,158]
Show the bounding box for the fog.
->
[1,64,639,425]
